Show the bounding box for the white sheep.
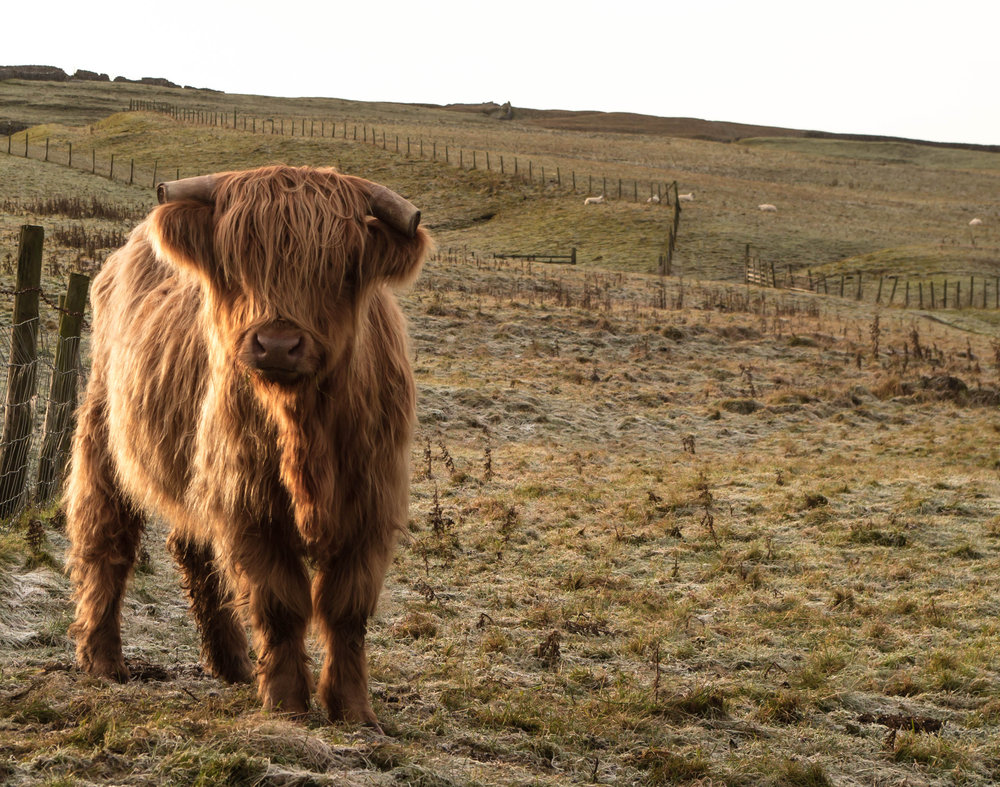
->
[969,218,983,226]
[758,204,778,212]
[646,194,660,204]
[584,195,605,205]
[677,193,694,202]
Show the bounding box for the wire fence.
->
[3,99,682,205]
[0,226,89,526]
[744,246,1000,310]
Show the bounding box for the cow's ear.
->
[363,220,432,286]
[149,200,216,278]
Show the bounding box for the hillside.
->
[5,66,998,150]
[1,77,998,295]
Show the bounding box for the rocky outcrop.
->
[0,65,179,88]
[0,65,69,81]
[112,75,180,88]
[72,69,110,82]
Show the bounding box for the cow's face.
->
[149,167,429,387]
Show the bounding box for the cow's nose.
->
[244,324,312,380]
[252,328,303,366]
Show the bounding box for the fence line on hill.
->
[124,99,678,205]
[0,226,90,525]
[743,245,1000,310]
[3,99,677,209]
[3,127,181,193]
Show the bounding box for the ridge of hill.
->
[3,65,996,151]
[438,101,1000,151]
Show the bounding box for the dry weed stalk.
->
[739,364,756,398]
[423,438,433,480]
[535,631,561,668]
[437,440,456,474]
[428,484,454,535]
[496,505,518,560]
[650,641,662,703]
[483,443,494,483]
[695,471,719,547]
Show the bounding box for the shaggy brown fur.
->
[65,165,431,726]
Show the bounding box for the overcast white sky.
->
[4,0,998,145]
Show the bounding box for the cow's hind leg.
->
[65,398,143,682]
[167,534,252,684]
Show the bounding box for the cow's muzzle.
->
[241,323,316,383]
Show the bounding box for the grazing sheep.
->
[758,204,778,212]
[969,218,983,226]
[677,193,695,202]
[584,195,606,205]
[646,194,660,204]
[65,165,431,728]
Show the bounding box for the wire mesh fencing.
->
[0,225,89,527]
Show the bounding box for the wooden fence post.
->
[36,273,90,502]
[0,226,44,519]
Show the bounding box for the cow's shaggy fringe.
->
[65,165,431,726]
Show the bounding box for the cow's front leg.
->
[232,529,313,715]
[312,545,391,728]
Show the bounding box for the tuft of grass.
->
[654,683,729,721]
[635,748,714,785]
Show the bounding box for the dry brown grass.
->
[2,256,999,785]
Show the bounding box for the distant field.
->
[2,78,998,284]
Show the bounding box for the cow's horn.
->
[365,182,421,238]
[156,174,219,204]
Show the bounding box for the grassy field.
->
[1,79,999,786]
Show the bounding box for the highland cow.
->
[65,165,431,727]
